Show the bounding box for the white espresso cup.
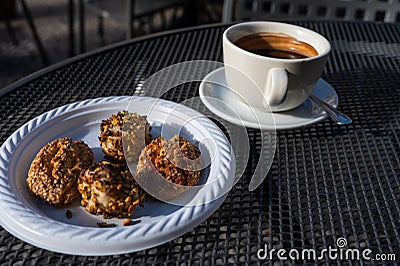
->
[223,21,331,112]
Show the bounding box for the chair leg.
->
[19,0,49,66]
[0,0,18,45]
[68,0,75,57]
[222,0,234,23]
[77,0,85,53]
[125,0,133,39]
[69,0,85,55]
[97,15,105,46]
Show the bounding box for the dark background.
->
[0,0,222,89]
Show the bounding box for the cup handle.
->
[263,68,288,108]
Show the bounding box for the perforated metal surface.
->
[0,22,400,265]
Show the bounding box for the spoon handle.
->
[309,94,352,125]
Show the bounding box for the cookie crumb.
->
[97,222,117,228]
[66,209,72,219]
[122,218,132,226]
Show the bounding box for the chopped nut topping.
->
[99,111,151,162]
[78,161,146,218]
[26,137,94,207]
[136,134,202,200]
[137,135,202,186]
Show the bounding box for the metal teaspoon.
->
[309,94,352,125]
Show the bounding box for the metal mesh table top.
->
[0,21,399,265]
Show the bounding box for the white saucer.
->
[199,67,339,130]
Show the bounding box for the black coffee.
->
[248,49,309,59]
[234,32,318,59]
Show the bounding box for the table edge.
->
[0,20,391,98]
[0,22,230,98]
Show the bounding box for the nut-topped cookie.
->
[136,135,202,200]
[77,161,146,218]
[26,137,94,207]
[99,111,151,163]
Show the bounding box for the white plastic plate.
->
[0,96,235,255]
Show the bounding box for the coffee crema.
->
[233,32,318,59]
